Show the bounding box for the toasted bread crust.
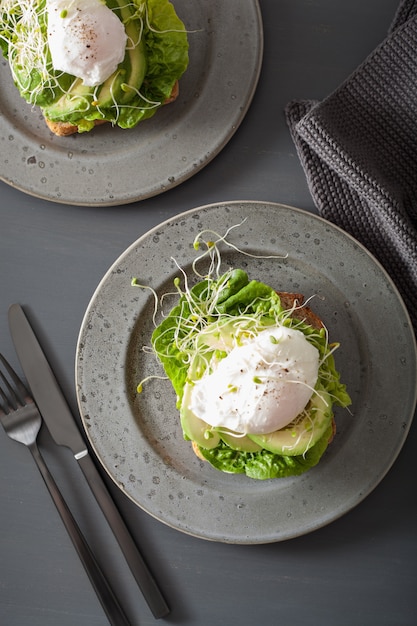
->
[276,291,324,331]
[44,118,107,137]
[191,441,206,461]
[163,79,179,104]
[328,417,337,445]
[44,80,180,136]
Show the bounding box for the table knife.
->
[8,303,169,619]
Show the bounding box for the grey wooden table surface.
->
[1,1,416,625]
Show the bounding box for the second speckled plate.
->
[0,1,262,206]
[75,201,417,543]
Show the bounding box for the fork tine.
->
[0,353,29,400]
[0,354,29,413]
[0,377,11,413]
[0,371,21,411]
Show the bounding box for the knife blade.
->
[8,303,169,619]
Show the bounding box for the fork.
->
[0,354,130,626]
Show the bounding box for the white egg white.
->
[189,326,320,435]
[47,0,127,86]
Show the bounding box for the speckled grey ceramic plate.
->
[76,201,417,543]
[0,1,262,206]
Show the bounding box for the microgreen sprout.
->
[131,277,160,326]
[1,0,56,103]
[136,374,167,393]
[191,218,288,279]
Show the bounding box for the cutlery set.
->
[0,304,169,625]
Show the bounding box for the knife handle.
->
[30,443,130,626]
[77,453,170,619]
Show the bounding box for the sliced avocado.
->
[180,383,220,450]
[109,0,147,105]
[42,77,93,122]
[219,431,262,452]
[118,33,147,104]
[248,390,333,456]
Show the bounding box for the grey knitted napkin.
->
[286,0,417,332]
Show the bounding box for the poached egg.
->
[189,326,320,435]
[47,0,127,86]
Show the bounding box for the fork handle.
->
[29,442,130,626]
